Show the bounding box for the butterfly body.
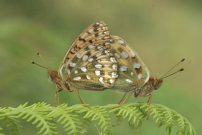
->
[48,69,71,92]
[133,77,163,97]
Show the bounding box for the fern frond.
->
[142,104,195,135]
[111,103,146,128]
[0,107,21,135]
[78,105,111,134]
[48,104,85,135]
[174,113,195,135]
[9,103,57,135]
[0,103,195,135]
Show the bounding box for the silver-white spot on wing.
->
[99,77,104,84]
[121,51,129,58]
[118,39,125,45]
[125,79,133,83]
[133,63,141,69]
[112,64,118,70]
[73,76,81,81]
[119,65,127,71]
[74,70,78,74]
[109,78,115,84]
[110,57,117,63]
[95,64,102,69]
[95,70,101,76]
[80,66,87,72]
[69,62,76,67]
[97,45,104,51]
[82,55,88,61]
[112,72,118,78]
[88,58,93,62]
[86,75,91,80]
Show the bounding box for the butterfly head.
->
[148,77,163,90]
[48,69,71,91]
[135,67,184,97]
[48,69,60,83]
[32,61,65,90]
[134,77,163,97]
[48,69,61,88]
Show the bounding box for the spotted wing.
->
[59,21,118,90]
[62,21,110,64]
[108,36,150,91]
[59,43,118,90]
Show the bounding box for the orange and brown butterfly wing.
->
[59,22,118,90]
[62,21,111,63]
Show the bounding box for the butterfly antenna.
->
[161,58,185,78]
[160,68,184,79]
[36,51,48,65]
[32,61,48,70]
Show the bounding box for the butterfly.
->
[105,36,184,104]
[33,21,184,104]
[47,21,118,104]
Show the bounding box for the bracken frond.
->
[8,103,57,135]
[141,104,195,135]
[0,107,21,135]
[48,104,85,135]
[110,103,146,128]
[0,103,195,135]
[78,105,111,134]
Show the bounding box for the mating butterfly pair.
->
[33,21,184,105]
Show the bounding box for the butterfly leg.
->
[117,92,128,104]
[146,94,153,119]
[75,89,86,104]
[120,92,133,105]
[118,92,133,105]
[147,94,152,105]
[53,89,62,106]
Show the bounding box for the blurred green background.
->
[0,0,202,134]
